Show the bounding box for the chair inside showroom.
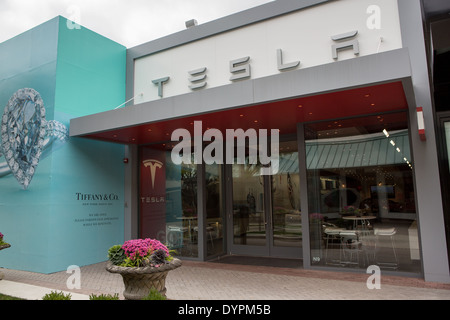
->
[360,232,377,266]
[374,227,398,269]
[324,227,346,264]
[192,226,215,249]
[167,225,188,249]
[340,231,363,266]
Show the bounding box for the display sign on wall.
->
[0,16,126,274]
[1,88,69,189]
[140,147,167,241]
[134,0,402,104]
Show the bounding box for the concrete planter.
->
[0,244,11,280]
[105,258,182,300]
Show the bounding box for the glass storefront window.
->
[139,146,198,258]
[305,112,421,273]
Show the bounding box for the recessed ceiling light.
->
[298,105,303,108]
[365,94,370,98]
[240,114,244,117]
[254,120,258,123]
[371,103,375,106]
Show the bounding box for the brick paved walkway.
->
[1,258,450,300]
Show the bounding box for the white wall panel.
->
[134,0,402,104]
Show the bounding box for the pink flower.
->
[309,213,323,220]
[121,238,169,260]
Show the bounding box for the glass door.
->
[270,140,302,258]
[205,163,225,258]
[230,160,270,256]
[227,141,302,258]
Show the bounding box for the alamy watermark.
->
[66,265,81,289]
[66,5,82,30]
[171,121,279,175]
[366,265,381,289]
[366,5,381,30]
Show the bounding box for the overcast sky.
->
[0,0,273,48]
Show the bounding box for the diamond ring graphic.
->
[0,88,69,189]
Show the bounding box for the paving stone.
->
[1,260,450,300]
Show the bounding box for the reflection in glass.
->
[232,160,265,246]
[445,122,450,172]
[167,158,198,258]
[271,141,302,247]
[138,146,198,258]
[305,112,420,273]
[205,163,225,256]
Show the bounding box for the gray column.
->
[197,163,206,261]
[297,123,311,268]
[398,0,450,283]
[124,144,138,240]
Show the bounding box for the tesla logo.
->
[143,159,163,189]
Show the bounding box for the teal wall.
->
[0,17,126,273]
[55,16,126,117]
